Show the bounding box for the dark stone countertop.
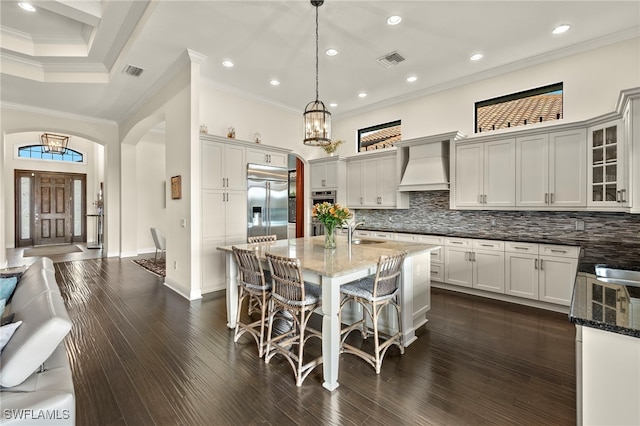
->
[570,262,640,339]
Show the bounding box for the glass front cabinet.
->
[587,120,627,207]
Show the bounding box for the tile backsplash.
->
[354,191,640,266]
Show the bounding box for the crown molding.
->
[0,102,117,127]
[334,27,640,121]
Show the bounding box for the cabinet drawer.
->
[394,233,418,242]
[445,237,472,248]
[473,239,504,251]
[418,235,445,245]
[429,247,443,263]
[539,244,580,258]
[505,241,539,254]
[372,232,393,240]
[431,263,444,282]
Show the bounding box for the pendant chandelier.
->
[303,0,331,147]
[40,133,69,154]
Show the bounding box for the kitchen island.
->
[570,265,640,425]
[218,235,439,391]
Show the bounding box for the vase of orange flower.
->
[312,201,352,249]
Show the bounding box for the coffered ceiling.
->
[1,1,639,123]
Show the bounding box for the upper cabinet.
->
[309,156,346,191]
[346,149,409,209]
[202,139,246,190]
[246,145,289,168]
[454,139,515,208]
[516,129,587,208]
[587,120,627,208]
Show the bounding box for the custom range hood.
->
[396,132,465,192]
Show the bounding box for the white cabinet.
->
[444,238,504,293]
[505,242,539,300]
[454,139,515,208]
[310,156,346,190]
[246,146,288,168]
[587,120,628,207]
[416,235,445,283]
[202,139,246,190]
[346,150,408,209]
[516,129,587,208]
[505,242,578,306]
[538,244,579,306]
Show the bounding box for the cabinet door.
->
[225,191,248,239]
[202,189,226,238]
[378,155,397,206]
[588,121,624,207]
[539,256,578,306]
[362,158,380,206]
[484,139,516,207]
[455,143,484,207]
[516,134,549,207]
[444,246,473,287]
[505,253,539,300]
[473,249,505,293]
[549,129,586,207]
[347,160,363,207]
[323,161,339,188]
[246,148,269,166]
[202,237,227,293]
[202,141,225,189]
[310,163,326,190]
[225,145,247,190]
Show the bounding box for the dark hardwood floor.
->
[53,257,576,426]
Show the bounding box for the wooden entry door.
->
[34,174,72,245]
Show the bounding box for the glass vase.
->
[324,223,336,249]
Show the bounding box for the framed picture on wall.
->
[171,175,181,200]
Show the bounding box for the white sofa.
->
[0,257,75,425]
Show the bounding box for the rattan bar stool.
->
[264,253,323,386]
[248,235,277,243]
[232,246,272,357]
[339,251,407,374]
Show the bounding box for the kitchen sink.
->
[351,239,385,245]
[595,266,640,286]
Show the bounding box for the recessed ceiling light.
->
[470,53,484,61]
[552,24,571,34]
[270,80,280,86]
[358,92,367,98]
[18,2,36,12]
[406,76,417,83]
[325,48,338,56]
[329,103,338,108]
[222,60,234,68]
[387,15,402,26]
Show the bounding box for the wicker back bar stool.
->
[339,251,408,374]
[248,234,277,243]
[232,246,272,357]
[264,253,323,386]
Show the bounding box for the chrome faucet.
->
[347,221,365,245]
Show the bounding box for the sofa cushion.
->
[0,277,18,301]
[10,264,60,315]
[0,321,22,351]
[0,291,71,388]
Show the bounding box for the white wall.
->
[136,131,166,253]
[332,38,640,154]
[2,132,103,247]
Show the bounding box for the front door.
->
[34,174,71,245]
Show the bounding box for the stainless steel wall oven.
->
[310,190,336,236]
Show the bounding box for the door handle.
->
[534,259,538,269]
[360,197,363,204]
[550,193,554,204]
[621,189,627,203]
[483,194,487,204]
[540,259,544,270]
[478,194,483,204]
[545,193,549,204]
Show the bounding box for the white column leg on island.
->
[400,256,417,346]
[321,275,341,391]
[225,253,239,329]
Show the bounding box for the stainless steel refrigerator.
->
[247,164,288,240]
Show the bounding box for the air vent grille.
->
[376,51,406,68]
[122,64,144,77]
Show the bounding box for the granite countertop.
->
[570,262,640,339]
[355,226,580,246]
[218,235,439,279]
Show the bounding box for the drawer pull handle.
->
[432,271,439,274]
[514,246,528,250]
[480,244,493,247]
[550,249,567,253]
[535,259,538,270]
[431,252,437,256]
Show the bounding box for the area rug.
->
[23,244,82,257]
[132,258,166,277]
